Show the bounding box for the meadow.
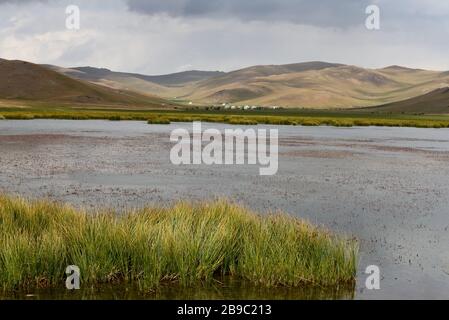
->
[1,103,449,128]
[0,194,357,292]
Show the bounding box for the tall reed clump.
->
[0,194,357,291]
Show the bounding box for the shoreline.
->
[2,108,449,128]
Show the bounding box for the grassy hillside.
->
[45,64,223,98]
[364,87,449,114]
[0,59,175,109]
[185,64,449,108]
[47,61,449,110]
[69,67,225,86]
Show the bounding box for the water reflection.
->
[1,278,355,300]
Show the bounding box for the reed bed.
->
[144,114,449,128]
[2,109,449,128]
[0,194,357,292]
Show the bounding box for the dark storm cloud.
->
[126,0,371,27]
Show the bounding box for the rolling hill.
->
[182,63,449,108]
[44,64,224,99]
[46,61,449,109]
[53,66,225,86]
[4,58,449,112]
[364,87,449,114]
[0,59,174,109]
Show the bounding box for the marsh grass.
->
[108,115,123,121]
[147,117,171,124]
[1,104,449,128]
[0,195,357,292]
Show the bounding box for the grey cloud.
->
[126,0,371,27]
[0,0,48,3]
[1,0,449,73]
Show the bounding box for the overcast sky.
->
[1,0,448,74]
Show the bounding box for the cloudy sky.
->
[0,0,448,74]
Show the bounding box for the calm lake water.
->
[1,120,449,300]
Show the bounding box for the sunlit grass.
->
[147,116,171,124]
[1,105,449,128]
[0,194,357,292]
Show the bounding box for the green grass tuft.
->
[147,117,171,125]
[0,194,357,291]
[108,115,122,121]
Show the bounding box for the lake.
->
[1,120,449,299]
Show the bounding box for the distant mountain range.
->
[1,58,449,113]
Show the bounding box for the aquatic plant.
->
[2,104,449,128]
[0,194,357,291]
[147,117,171,125]
[108,115,122,121]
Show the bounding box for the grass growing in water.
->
[0,194,357,292]
[1,103,449,128]
[147,117,171,124]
